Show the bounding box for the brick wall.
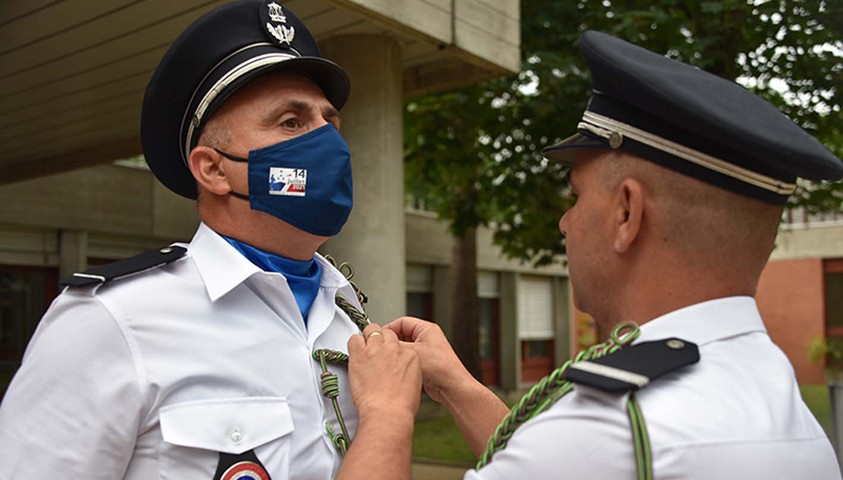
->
[756,258,826,385]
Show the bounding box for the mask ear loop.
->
[213,148,250,200]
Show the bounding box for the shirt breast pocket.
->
[159,397,294,480]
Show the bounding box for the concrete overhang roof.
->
[0,0,519,186]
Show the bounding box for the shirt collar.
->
[189,223,349,302]
[634,296,767,346]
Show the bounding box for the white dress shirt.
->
[0,223,363,479]
[466,297,840,480]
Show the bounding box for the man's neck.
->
[609,257,758,329]
[201,207,325,261]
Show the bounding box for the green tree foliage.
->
[406,0,843,266]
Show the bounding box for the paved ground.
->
[412,462,469,480]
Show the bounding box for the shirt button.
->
[230,429,242,444]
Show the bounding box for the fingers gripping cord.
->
[311,257,371,457]
[476,323,645,471]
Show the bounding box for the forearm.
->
[440,377,509,456]
[337,411,415,480]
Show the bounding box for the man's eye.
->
[282,118,299,129]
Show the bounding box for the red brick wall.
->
[756,258,826,385]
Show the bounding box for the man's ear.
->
[188,146,231,196]
[613,178,645,253]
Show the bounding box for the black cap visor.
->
[541,131,612,165]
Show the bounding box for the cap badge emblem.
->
[266,23,295,45]
[264,2,295,45]
[267,2,286,23]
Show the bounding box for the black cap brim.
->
[541,131,611,165]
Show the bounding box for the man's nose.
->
[558,211,569,237]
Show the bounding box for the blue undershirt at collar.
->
[220,234,322,325]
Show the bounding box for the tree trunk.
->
[450,227,482,380]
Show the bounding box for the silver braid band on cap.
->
[577,111,797,195]
[180,44,297,166]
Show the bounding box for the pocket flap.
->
[160,397,294,454]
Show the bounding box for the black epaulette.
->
[60,246,187,288]
[563,338,700,393]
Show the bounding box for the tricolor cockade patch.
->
[263,1,295,46]
[268,167,306,196]
[220,461,271,480]
[213,450,272,480]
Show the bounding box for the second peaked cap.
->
[543,31,843,204]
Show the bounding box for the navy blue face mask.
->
[216,124,353,236]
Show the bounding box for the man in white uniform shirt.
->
[0,1,365,479]
[333,31,843,480]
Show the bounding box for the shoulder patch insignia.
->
[60,246,187,288]
[563,338,699,393]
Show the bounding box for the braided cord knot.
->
[311,257,370,457]
[321,371,340,398]
[476,322,641,469]
[313,348,349,365]
[326,422,350,456]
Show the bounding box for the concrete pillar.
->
[552,276,571,366]
[499,271,520,392]
[433,265,452,338]
[59,230,88,279]
[319,35,405,325]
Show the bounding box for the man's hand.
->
[339,323,421,480]
[385,316,509,456]
[347,323,422,421]
[384,317,473,405]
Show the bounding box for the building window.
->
[479,296,500,386]
[518,275,555,383]
[825,259,843,367]
[521,339,555,382]
[0,266,58,395]
[407,291,433,320]
[478,271,501,387]
[406,264,434,322]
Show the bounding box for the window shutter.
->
[406,264,432,293]
[517,275,554,339]
[477,271,499,298]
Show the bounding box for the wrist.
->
[438,370,484,413]
[358,404,417,426]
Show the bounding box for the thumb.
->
[347,333,365,354]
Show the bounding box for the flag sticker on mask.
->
[268,167,306,196]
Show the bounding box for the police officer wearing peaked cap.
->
[0,2,369,479]
[330,31,843,480]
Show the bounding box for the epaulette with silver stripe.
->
[564,338,699,393]
[60,246,187,288]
